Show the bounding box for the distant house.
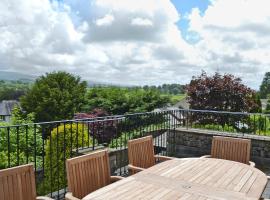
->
[0,100,20,122]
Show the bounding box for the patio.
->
[0,109,270,199]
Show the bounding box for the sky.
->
[1,0,270,89]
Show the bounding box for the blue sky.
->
[171,0,210,40]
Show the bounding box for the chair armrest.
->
[200,155,211,158]
[128,164,145,175]
[267,176,270,180]
[249,161,255,167]
[110,176,124,183]
[65,192,80,200]
[36,197,54,200]
[154,155,173,162]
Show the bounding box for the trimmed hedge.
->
[38,123,94,195]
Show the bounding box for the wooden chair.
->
[128,135,173,174]
[65,150,124,200]
[201,136,255,167]
[0,164,53,200]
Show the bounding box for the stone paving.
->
[261,168,270,199]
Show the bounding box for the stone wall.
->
[167,128,270,167]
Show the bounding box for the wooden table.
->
[82,158,268,200]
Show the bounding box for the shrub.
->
[0,107,42,169]
[248,115,270,135]
[38,123,94,195]
[187,72,261,131]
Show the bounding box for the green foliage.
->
[192,123,236,132]
[0,107,42,169]
[0,80,30,101]
[265,99,270,114]
[85,87,170,115]
[39,123,94,195]
[143,84,185,95]
[260,72,270,98]
[20,71,87,122]
[169,94,186,105]
[109,123,169,148]
[249,115,270,135]
[191,114,270,136]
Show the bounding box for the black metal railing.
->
[0,109,270,199]
[182,109,270,135]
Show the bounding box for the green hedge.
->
[38,123,94,195]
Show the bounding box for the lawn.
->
[169,94,186,105]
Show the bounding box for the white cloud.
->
[95,14,114,26]
[131,18,153,26]
[1,0,270,88]
[187,0,270,88]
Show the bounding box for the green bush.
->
[0,107,42,169]
[249,115,270,135]
[109,123,169,148]
[192,123,236,132]
[38,123,94,195]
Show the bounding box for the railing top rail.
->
[0,108,269,128]
[179,108,270,116]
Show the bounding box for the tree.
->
[186,72,261,131]
[85,87,130,115]
[0,80,30,101]
[265,99,270,114]
[187,72,260,112]
[260,72,270,98]
[20,71,87,122]
[0,107,42,169]
[84,87,170,115]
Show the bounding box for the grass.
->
[169,94,186,105]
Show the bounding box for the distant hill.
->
[0,71,131,87]
[0,71,36,82]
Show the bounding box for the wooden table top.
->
[82,158,268,200]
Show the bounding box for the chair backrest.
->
[211,136,251,164]
[128,135,155,169]
[0,164,36,200]
[66,150,111,199]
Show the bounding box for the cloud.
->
[131,18,153,27]
[188,0,270,88]
[95,14,115,26]
[0,0,198,86]
[1,0,270,89]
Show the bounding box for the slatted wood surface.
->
[211,136,251,164]
[0,164,36,200]
[82,158,268,200]
[128,136,156,169]
[66,150,111,199]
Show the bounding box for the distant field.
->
[161,94,186,105]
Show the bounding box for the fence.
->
[0,109,270,199]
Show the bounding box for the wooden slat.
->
[128,136,156,169]
[66,150,111,199]
[211,136,251,164]
[83,158,268,200]
[0,164,36,200]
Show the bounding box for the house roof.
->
[0,100,20,116]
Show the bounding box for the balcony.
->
[0,109,270,199]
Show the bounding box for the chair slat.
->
[211,136,251,164]
[66,150,111,199]
[0,164,36,200]
[128,136,156,169]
